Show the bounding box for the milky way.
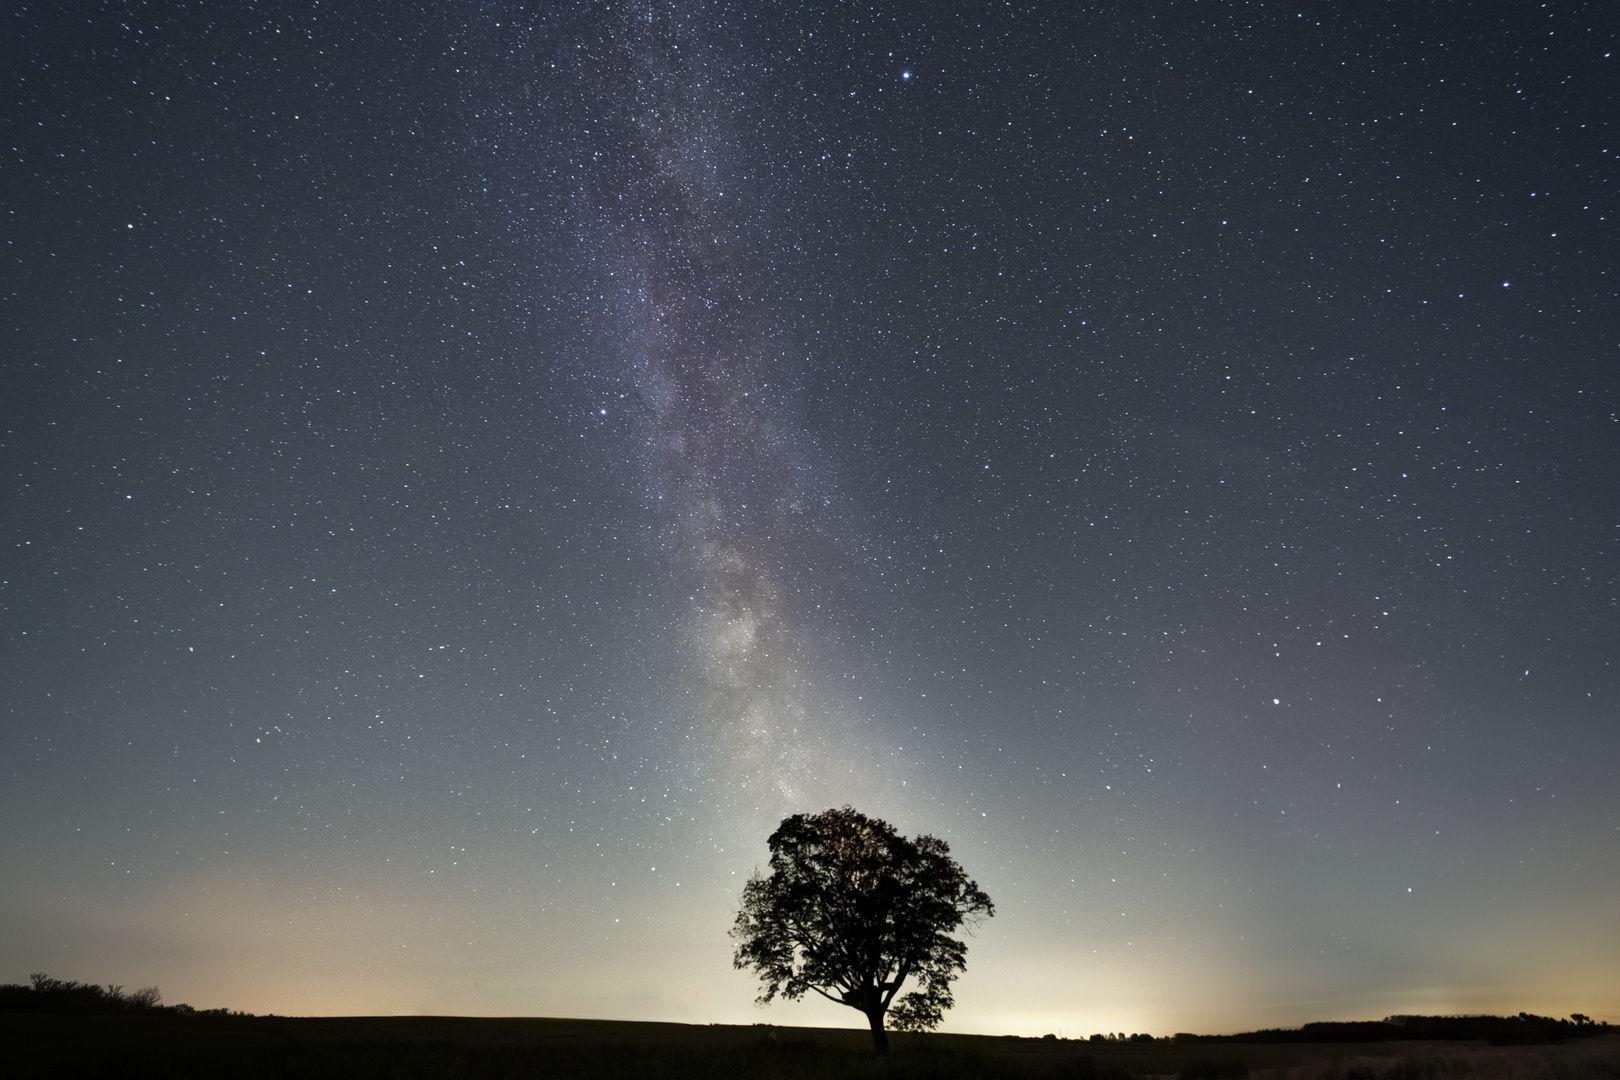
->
[515,5,891,810]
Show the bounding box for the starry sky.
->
[3,0,1617,1036]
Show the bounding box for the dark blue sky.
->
[3,1,1616,1032]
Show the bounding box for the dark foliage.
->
[1173,1012,1612,1046]
[0,973,252,1018]
[0,973,168,1015]
[732,807,993,1053]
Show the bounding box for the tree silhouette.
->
[731,806,993,1053]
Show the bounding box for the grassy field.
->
[4,1013,1616,1079]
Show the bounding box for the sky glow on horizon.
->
[2,1,1616,1035]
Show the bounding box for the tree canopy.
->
[731,806,993,1053]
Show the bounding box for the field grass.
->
[1257,1036,1620,1079]
[3,1013,1616,1079]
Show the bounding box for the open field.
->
[3,1014,1616,1079]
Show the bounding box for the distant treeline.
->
[1174,1013,1611,1046]
[0,973,249,1017]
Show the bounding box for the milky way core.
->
[541,7,892,813]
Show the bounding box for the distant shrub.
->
[127,985,162,1009]
[0,973,223,1016]
[1204,1013,1611,1046]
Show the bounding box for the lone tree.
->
[732,806,994,1053]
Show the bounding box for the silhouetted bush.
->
[0,973,158,1014]
[1203,1013,1610,1045]
[0,973,220,1016]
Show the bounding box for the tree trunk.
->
[866,1009,890,1054]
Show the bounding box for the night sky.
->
[3,1,1617,1036]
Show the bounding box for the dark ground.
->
[7,1013,1617,1079]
